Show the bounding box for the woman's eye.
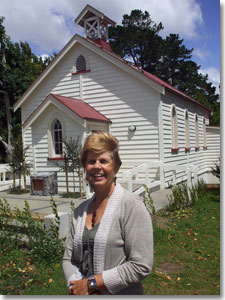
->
[100,159,108,164]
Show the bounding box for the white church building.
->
[11,5,220,196]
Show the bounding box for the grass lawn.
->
[0,188,220,295]
[143,187,220,295]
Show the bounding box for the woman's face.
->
[85,150,116,191]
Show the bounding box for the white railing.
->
[163,164,198,188]
[122,161,199,196]
[0,164,23,191]
[0,164,11,182]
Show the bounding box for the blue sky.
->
[0,0,221,94]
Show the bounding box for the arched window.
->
[184,109,190,149]
[203,117,207,147]
[195,114,199,148]
[76,54,86,72]
[53,120,62,155]
[171,104,178,149]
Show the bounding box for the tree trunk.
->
[23,156,27,193]
[64,158,69,193]
[78,165,83,197]
[73,171,75,193]
[4,93,13,160]
[13,169,16,190]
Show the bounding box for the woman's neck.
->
[94,182,116,204]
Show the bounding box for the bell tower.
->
[75,4,116,42]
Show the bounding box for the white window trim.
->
[47,112,66,158]
[184,109,190,150]
[195,113,199,149]
[72,52,90,74]
[171,104,178,150]
[203,117,207,148]
[53,120,63,156]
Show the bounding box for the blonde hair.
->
[81,131,122,172]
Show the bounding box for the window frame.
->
[203,117,207,149]
[184,109,190,151]
[72,53,90,75]
[195,113,200,150]
[47,113,66,160]
[53,119,63,156]
[171,104,179,152]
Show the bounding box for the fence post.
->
[173,170,176,185]
[194,167,198,185]
[145,164,150,187]
[187,167,191,187]
[127,173,132,193]
[3,171,6,182]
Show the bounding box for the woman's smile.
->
[86,151,116,190]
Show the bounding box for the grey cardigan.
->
[62,183,153,295]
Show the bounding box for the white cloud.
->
[0,0,204,55]
[193,48,212,62]
[199,67,220,94]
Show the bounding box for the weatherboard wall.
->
[30,104,85,191]
[22,42,161,189]
[21,40,217,192]
[161,92,210,186]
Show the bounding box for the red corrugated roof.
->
[51,93,111,123]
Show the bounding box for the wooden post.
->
[127,173,132,193]
[78,165,83,197]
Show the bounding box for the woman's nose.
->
[93,160,101,168]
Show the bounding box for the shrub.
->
[166,179,206,212]
[143,184,156,215]
[0,197,65,264]
[211,159,220,179]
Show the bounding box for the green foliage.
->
[109,9,220,124]
[0,17,53,161]
[109,9,164,74]
[166,180,207,212]
[70,199,76,213]
[0,248,68,295]
[0,197,65,264]
[8,136,31,190]
[54,136,82,194]
[211,159,220,179]
[143,188,220,295]
[143,184,156,215]
[8,188,30,194]
[62,191,81,198]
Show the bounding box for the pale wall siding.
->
[22,44,161,183]
[204,126,220,184]
[161,92,210,186]
[31,104,85,192]
[21,40,217,192]
[78,46,161,181]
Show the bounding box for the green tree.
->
[0,17,53,162]
[54,137,82,196]
[109,9,164,74]
[156,34,193,87]
[109,10,220,125]
[9,136,31,191]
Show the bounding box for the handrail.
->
[0,164,11,182]
[122,161,199,194]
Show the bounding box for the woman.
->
[62,131,153,295]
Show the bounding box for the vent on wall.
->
[76,54,86,72]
